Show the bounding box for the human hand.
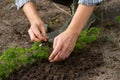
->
[28,22,47,42]
[48,4,95,62]
[22,2,47,42]
[49,30,79,62]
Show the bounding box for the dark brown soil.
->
[0,0,120,80]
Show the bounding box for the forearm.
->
[22,2,43,25]
[67,4,95,35]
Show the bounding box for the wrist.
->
[65,27,80,38]
[30,16,44,26]
[66,25,83,36]
[23,2,43,26]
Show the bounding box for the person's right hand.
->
[28,22,47,42]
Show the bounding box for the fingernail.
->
[45,38,48,41]
[44,39,46,41]
[43,39,46,41]
[49,60,53,62]
[49,57,51,60]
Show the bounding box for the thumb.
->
[40,26,48,40]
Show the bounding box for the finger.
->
[59,44,68,59]
[28,29,40,42]
[50,51,63,62]
[40,26,48,41]
[51,48,72,62]
[63,50,72,59]
[31,25,44,41]
[53,38,57,49]
[49,41,62,61]
[56,45,71,61]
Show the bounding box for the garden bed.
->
[0,0,120,80]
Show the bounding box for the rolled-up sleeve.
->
[15,0,36,10]
[78,0,103,6]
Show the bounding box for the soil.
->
[0,0,120,80]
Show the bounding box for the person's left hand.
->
[49,30,79,62]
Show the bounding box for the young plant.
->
[0,42,49,79]
[0,27,101,79]
[75,27,101,50]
